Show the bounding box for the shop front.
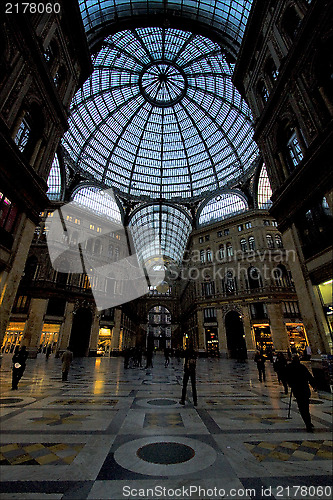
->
[253,323,273,354]
[1,322,25,353]
[97,327,113,356]
[39,323,60,353]
[205,327,219,356]
[286,323,308,355]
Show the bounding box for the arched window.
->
[226,242,233,257]
[86,239,93,253]
[199,193,248,225]
[14,104,44,158]
[71,231,78,245]
[266,234,274,248]
[248,236,255,250]
[200,249,206,263]
[223,270,237,295]
[218,244,224,260]
[47,154,62,200]
[275,234,283,248]
[247,265,261,289]
[15,114,31,152]
[73,187,122,223]
[206,248,212,262]
[240,238,247,252]
[257,164,273,209]
[274,264,291,288]
[115,247,119,260]
[108,243,113,258]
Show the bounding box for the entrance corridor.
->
[0,353,332,499]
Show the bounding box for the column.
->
[57,302,74,354]
[89,310,100,356]
[110,308,122,352]
[197,309,205,353]
[242,305,256,354]
[0,218,35,344]
[216,308,227,357]
[266,302,289,351]
[21,298,48,357]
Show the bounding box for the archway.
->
[69,308,92,357]
[225,310,247,359]
[147,305,171,351]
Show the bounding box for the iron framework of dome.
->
[63,26,258,202]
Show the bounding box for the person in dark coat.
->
[179,344,197,406]
[273,352,289,394]
[164,347,170,367]
[61,346,73,381]
[11,345,28,390]
[286,355,317,432]
[254,350,266,382]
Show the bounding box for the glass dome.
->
[63,27,258,201]
[198,192,248,226]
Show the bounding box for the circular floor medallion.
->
[147,399,177,406]
[137,442,195,464]
[114,435,217,476]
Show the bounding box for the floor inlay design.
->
[245,440,333,462]
[0,443,85,465]
[143,412,183,428]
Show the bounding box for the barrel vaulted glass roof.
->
[63,27,258,201]
[78,1,253,52]
[198,192,247,226]
[129,204,192,264]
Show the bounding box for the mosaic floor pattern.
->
[0,353,332,499]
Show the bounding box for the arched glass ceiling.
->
[129,204,192,264]
[72,186,122,222]
[63,27,258,201]
[47,154,61,201]
[78,1,253,51]
[199,192,247,226]
[257,164,273,209]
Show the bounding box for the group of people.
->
[10,342,317,432]
[254,349,317,432]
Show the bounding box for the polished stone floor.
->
[0,352,332,499]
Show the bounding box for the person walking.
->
[179,344,197,406]
[45,344,52,360]
[286,355,317,432]
[254,350,266,382]
[11,345,28,390]
[61,346,73,382]
[164,347,170,367]
[273,352,289,394]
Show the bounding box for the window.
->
[200,249,206,263]
[15,116,31,152]
[204,308,216,321]
[222,270,237,295]
[94,239,102,255]
[108,243,113,257]
[217,231,223,238]
[199,236,204,243]
[206,248,212,262]
[224,229,230,236]
[226,242,233,257]
[274,264,292,288]
[283,301,300,317]
[272,221,278,227]
[240,238,247,252]
[238,224,243,232]
[0,193,18,233]
[250,303,267,319]
[248,236,255,250]
[287,132,303,167]
[266,234,274,248]
[247,265,262,289]
[89,224,95,231]
[257,164,273,209]
[12,295,30,314]
[205,235,210,241]
[263,220,270,226]
[281,6,302,41]
[201,281,215,297]
[275,234,283,248]
[218,245,224,260]
[245,222,252,229]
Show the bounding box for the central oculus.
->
[139,60,187,107]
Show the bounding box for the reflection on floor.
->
[0,352,332,499]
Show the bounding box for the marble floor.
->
[0,352,332,500]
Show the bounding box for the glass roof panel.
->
[63,27,258,201]
[78,1,253,49]
[73,186,122,222]
[199,192,248,226]
[257,164,273,209]
[47,154,62,201]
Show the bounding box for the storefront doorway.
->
[1,322,25,353]
[70,308,92,357]
[205,328,219,356]
[253,324,274,354]
[225,311,247,359]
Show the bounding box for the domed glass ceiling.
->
[63,27,258,201]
